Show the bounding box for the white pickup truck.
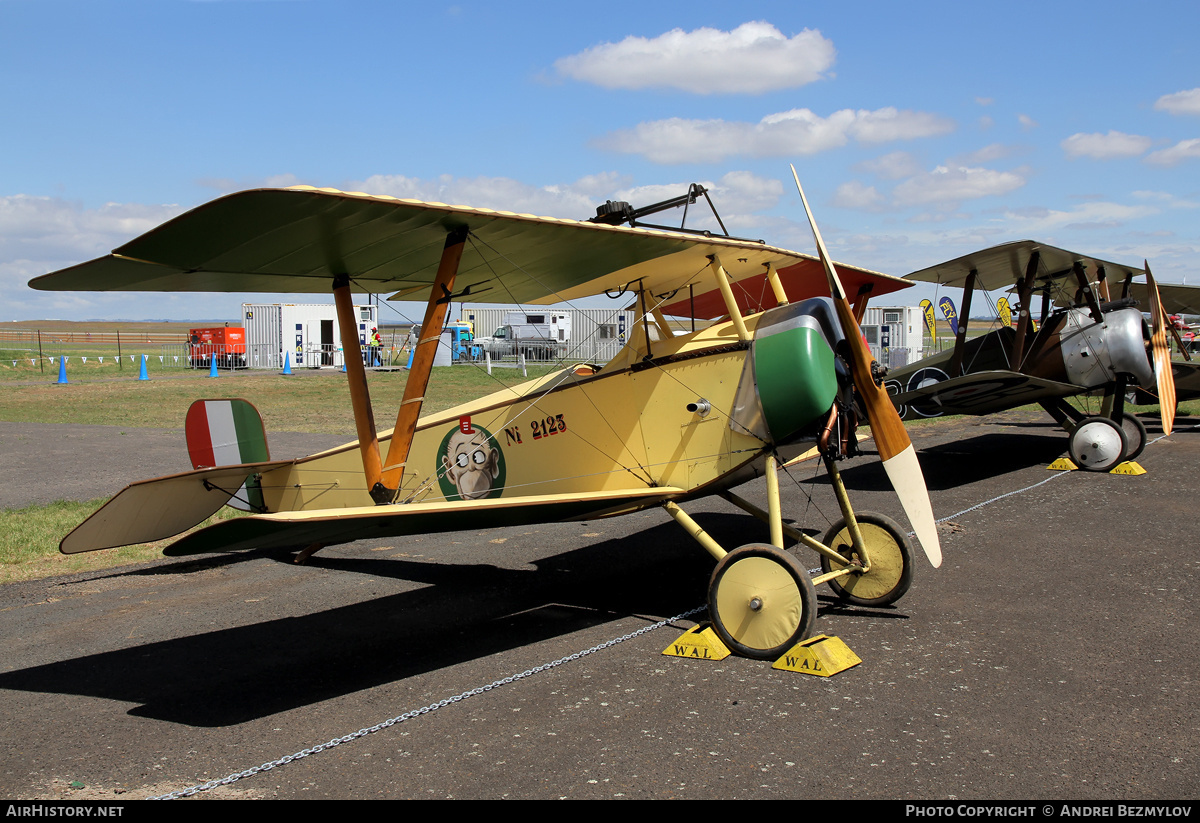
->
[475,311,572,360]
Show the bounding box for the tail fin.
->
[185,399,270,512]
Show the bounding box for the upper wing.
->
[29,186,822,306]
[1125,281,1200,315]
[656,256,913,319]
[906,240,1141,291]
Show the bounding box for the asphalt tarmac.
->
[0,412,1196,800]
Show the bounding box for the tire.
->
[820,513,914,607]
[1068,415,1128,471]
[1119,412,1147,462]
[707,544,816,660]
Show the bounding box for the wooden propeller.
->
[1145,262,1176,436]
[791,166,942,567]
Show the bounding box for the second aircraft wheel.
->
[1119,412,1147,461]
[1068,415,1128,471]
[820,513,914,607]
[707,544,816,660]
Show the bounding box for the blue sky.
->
[3,0,1198,323]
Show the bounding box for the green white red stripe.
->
[185,399,270,512]
[186,399,270,469]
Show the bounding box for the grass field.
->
[0,362,559,433]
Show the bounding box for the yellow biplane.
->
[29,170,941,660]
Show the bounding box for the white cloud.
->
[609,171,783,233]
[1145,138,1200,167]
[1154,88,1200,116]
[352,173,603,219]
[952,143,1020,165]
[1061,131,1153,159]
[0,195,182,261]
[1018,114,1038,130]
[351,170,785,231]
[975,97,994,107]
[849,108,956,143]
[855,151,922,180]
[599,107,955,164]
[892,165,1026,207]
[554,21,835,94]
[1132,190,1200,208]
[832,181,886,210]
[1000,200,1159,233]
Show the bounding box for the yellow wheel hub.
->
[821,513,913,607]
[708,545,816,659]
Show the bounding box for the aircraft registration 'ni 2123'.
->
[29,169,941,660]
[884,240,1197,472]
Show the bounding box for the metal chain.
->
[803,427,1180,574]
[151,606,705,800]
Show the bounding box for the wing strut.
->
[1011,250,1040,369]
[1072,261,1103,323]
[334,272,386,500]
[708,255,750,342]
[764,262,789,307]
[852,284,872,324]
[949,269,977,377]
[380,226,469,499]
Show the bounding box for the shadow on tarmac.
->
[0,521,722,727]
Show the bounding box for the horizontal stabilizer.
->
[60,461,293,555]
[163,486,685,556]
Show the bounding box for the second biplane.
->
[30,171,941,660]
[882,241,1178,471]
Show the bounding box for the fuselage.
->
[257,300,845,518]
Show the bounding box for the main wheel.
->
[820,513,914,607]
[707,544,816,660]
[1069,415,1128,471]
[1119,412,1147,461]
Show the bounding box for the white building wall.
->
[860,305,925,369]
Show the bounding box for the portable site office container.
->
[860,305,925,369]
[242,303,378,369]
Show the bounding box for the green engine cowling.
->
[729,298,844,445]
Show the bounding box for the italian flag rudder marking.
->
[184,399,271,512]
[185,399,270,469]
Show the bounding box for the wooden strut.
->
[1097,264,1111,303]
[1073,261,1103,323]
[379,226,469,500]
[949,269,977,378]
[333,272,385,500]
[1163,303,1193,362]
[852,284,872,325]
[1011,250,1040,371]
